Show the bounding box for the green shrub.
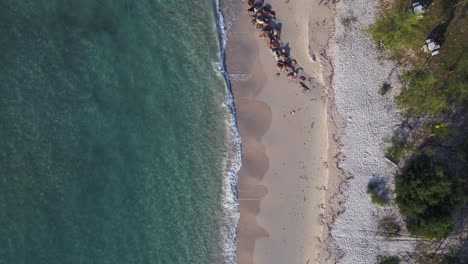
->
[416,250,463,264]
[377,255,400,264]
[407,215,454,240]
[386,136,412,163]
[367,181,388,206]
[396,155,465,239]
[431,123,450,139]
[455,136,468,161]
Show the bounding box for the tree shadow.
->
[426,0,457,45]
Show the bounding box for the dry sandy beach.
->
[221,0,335,263]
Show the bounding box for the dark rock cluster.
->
[243,0,310,90]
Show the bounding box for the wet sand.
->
[222,0,335,263]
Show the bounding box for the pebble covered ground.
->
[329,0,419,262]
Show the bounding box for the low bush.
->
[380,82,392,96]
[455,136,468,161]
[386,136,412,163]
[377,255,400,264]
[367,181,387,206]
[416,250,463,264]
[378,216,401,237]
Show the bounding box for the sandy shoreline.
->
[221,0,336,263]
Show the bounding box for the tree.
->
[396,154,464,239]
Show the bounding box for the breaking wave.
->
[214,1,241,263]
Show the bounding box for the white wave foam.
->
[214,1,242,263]
[229,73,253,81]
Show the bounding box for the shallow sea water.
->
[0,1,231,263]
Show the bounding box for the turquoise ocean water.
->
[0,1,239,263]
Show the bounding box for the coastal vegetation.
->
[395,154,464,239]
[415,248,464,263]
[368,0,467,246]
[368,4,426,52]
[367,181,388,206]
[368,0,468,117]
[377,255,401,264]
[378,215,401,237]
[385,136,413,163]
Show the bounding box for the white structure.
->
[411,2,426,14]
[423,38,441,56]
